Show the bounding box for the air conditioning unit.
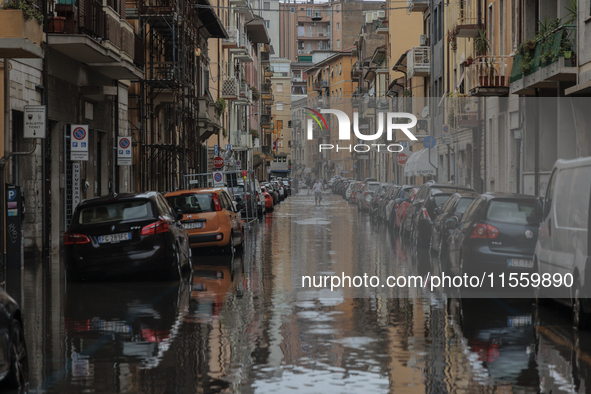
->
[420,35,428,46]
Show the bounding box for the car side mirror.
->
[445,218,458,229]
[176,209,184,221]
[434,207,441,215]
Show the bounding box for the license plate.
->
[98,232,131,244]
[507,259,533,268]
[507,315,532,327]
[184,222,203,229]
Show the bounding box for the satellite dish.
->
[421,106,429,118]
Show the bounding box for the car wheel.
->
[224,232,235,255]
[573,284,591,329]
[4,318,28,390]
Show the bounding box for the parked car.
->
[358,181,381,212]
[376,185,399,221]
[408,184,475,245]
[260,186,274,212]
[345,181,358,201]
[447,192,541,276]
[369,183,392,217]
[351,184,364,205]
[65,192,192,281]
[262,182,279,205]
[430,191,478,257]
[166,188,244,255]
[394,187,419,233]
[385,186,414,229]
[253,178,266,216]
[0,288,28,389]
[227,181,257,219]
[534,157,591,328]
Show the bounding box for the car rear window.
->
[229,185,245,194]
[434,195,452,206]
[166,194,213,213]
[78,200,152,224]
[368,184,380,191]
[486,200,539,225]
[455,198,474,214]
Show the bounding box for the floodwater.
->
[12,192,591,393]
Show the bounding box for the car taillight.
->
[140,220,170,236]
[64,233,90,245]
[257,195,260,202]
[470,223,499,239]
[421,208,430,220]
[212,193,222,211]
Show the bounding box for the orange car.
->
[165,188,243,253]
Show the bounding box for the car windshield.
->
[228,185,245,194]
[368,184,380,192]
[486,200,540,225]
[78,200,152,224]
[166,193,213,214]
[455,198,474,214]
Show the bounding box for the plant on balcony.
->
[222,128,227,138]
[2,1,43,24]
[251,86,260,102]
[475,29,489,56]
[402,89,412,97]
[215,97,227,116]
[249,129,259,139]
[564,0,577,25]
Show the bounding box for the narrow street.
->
[15,191,591,393]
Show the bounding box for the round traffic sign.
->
[442,124,450,134]
[423,135,436,149]
[213,156,224,168]
[241,170,247,177]
[119,138,130,149]
[397,153,408,164]
[214,172,223,182]
[73,127,86,140]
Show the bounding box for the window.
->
[337,22,340,31]
[336,39,340,49]
[276,83,283,92]
[339,63,342,74]
[306,8,313,16]
[336,5,340,13]
[264,20,270,28]
[264,1,270,10]
[276,102,283,111]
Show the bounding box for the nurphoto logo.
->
[305,108,418,153]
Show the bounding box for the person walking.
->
[312,179,324,205]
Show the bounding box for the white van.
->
[535,156,591,328]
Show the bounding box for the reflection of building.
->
[269,58,292,178]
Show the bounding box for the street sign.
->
[397,153,408,164]
[353,163,357,169]
[400,141,408,148]
[214,144,218,156]
[213,156,224,168]
[442,124,450,134]
[72,162,81,211]
[117,137,132,165]
[266,166,271,174]
[236,160,241,170]
[442,139,450,145]
[423,135,436,149]
[24,105,46,138]
[71,125,89,161]
[213,171,224,187]
[226,144,231,151]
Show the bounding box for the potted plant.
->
[251,86,260,101]
[48,16,66,33]
[475,29,490,56]
[249,129,259,139]
[466,56,474,65]
[215,97,227,117]
[2,1,43,24]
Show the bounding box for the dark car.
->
[0,288,27,389]
[369,183,392,217]
[447,193,542,275]
[430,191,478,257]
[409,184,475,245]
[228,182,257,219]
[376,184,399,221]
[65,192,192,281]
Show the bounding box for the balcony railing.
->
[447,0,483,37]
[78,0,106,38]
[261,83,272,95]
[406,0,429,13]
[313,80,329,90]
[238,82,252,103]
[222,77,240,99]
[447,95,478,128]
[468,56,512,94]
[408,46,430,78]
[297,32,331,39]
[223,26,239,48]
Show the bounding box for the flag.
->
[273,138,277,150]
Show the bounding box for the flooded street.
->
[15,192,591,393]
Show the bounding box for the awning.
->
[245,18,270,44]
[404,148,438,177]
[197,0,228,39]
[303,167,312,174]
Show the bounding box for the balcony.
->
[264,67,273,78]
[447,0,483,38]
[261,83,273,101]
[230,33,253,62]
[352,87,368,107]
[222,77,240,100]
[261,51,270,63]
[447,96,478,129]
[47,0,141,79]
[0,9,43,58]
[406,0,429,13]
[510,25,577,95]
[198,98,222,135]
[351,61,363,80]
[468,56,512,96]
[376,19,388,34]
[237,82,252,105]
[223,27,239,49]
[407,46,430,78]
[261,106,272,128]
[230,131,249,149]
[297,32,331,40]
[313,80,329,91]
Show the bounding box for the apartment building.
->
[269,58,292,177]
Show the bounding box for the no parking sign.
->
[213,171,224,187]
[117,137,132,165]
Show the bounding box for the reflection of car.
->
[166,188,243,254]
[262,182,279,205]
[260,186,274,212]
[448,193,541,275]
[535,157,591,328]
[430,191,478,257]
[395,187,419,233]
[0,289,27,389]
[189,265,234,323]
[65,192,191,281]
[358,181,381,211]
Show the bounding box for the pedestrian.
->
[312,179,323,205]
[449,175,455,185]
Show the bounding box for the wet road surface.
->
[14,191,591,393]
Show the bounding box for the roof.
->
[245,17,270,44]
[303,50,353,73]
[198,0,228,39]
[77,192,159,207]
[482,192,541,200]
[165,188,226,197]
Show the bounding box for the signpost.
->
[213,171,224,187]
[214,144,218,156]
[72,162,81,210]
[397,153,408,164]
[24,105,46,138]
[236,160,241,170]
[117,137,132,165]
[423,135,436,149]
[213,156,224,168]
[70,125,89,161]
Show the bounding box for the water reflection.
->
[16,193,591,393]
